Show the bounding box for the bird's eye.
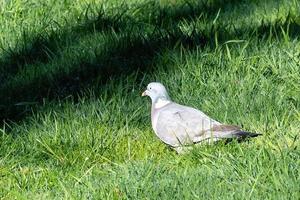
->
[149,87,152,90]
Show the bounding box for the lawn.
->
[0,0,299,199]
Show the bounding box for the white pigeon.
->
[142,82,260,153]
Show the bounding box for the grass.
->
[0,0,300,199]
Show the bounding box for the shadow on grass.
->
[0,0,299,123]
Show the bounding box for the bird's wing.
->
[192,124,242,143]
[155,103,221,147]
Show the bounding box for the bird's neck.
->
[152,98,171,109]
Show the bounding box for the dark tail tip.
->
[236,131,262,138]
[224,131,261,144]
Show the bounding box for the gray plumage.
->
[142,82,260,153]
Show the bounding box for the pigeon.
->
[142,82,260,153]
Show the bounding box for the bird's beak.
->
[141,90,147,96]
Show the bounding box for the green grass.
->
[0,0,300,199]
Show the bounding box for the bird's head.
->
[142,82,170,103]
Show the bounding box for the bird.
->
[141,82,260,153]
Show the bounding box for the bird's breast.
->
[151,108,159,133]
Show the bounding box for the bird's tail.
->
[232,131,262,142]
[193,128,262,145]
[235,131,261,137]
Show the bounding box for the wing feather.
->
[155,103,220,147]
